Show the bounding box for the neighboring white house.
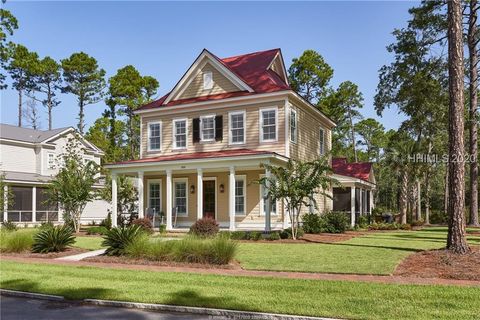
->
[0,123,110,225]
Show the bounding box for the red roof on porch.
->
[109,149,276,166]
[332,158,373,182]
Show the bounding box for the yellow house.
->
[106,48,336,231]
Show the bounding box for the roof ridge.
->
[220,48,280,61]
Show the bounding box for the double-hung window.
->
[260,107,277,142]
[148,180,162,214]
[174,179,188,216]
[203,71,213,90]
[148,122,161,151]
[173,119,187,149]
[319,128,325,155]
[200,115,215,141]
[47,153,55,169]
[234,176,246,215]
[229,111,245,144]
[290,109,297,143]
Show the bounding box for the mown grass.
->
[0,260,478,320]
[73,236,105,250]
[237,227,480,274]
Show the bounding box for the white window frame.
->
[172,118,188,150]
[259,174,278,216]
[319,127,325,155]
[47,152,56,170]
[259,106,278,143]
[83,155,94,165]
[290,109,297,143]
[234,175,247,216]
[147,121,162,152]
[147,179,162,215]
[203,71,213,90]
[228,110,246,145]
[200,114,216,142]
[173,178,188,217]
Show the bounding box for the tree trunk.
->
[416,179,422,221]
[444,165,449,214]
[425,141,432,225]
[468,0,479,226]
[399,170,408,224]
[78,99,85,134]
[446,0,470,254]
[47,87,53,130]
[18,90,22,127]
[348,109,357,162]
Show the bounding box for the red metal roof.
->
[332,158,373,182]
[138,49,290,111]
[109,149,276,166]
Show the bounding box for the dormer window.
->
[203,71,213,90]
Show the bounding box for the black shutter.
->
[193,118,200,143]
[215,115,223,141]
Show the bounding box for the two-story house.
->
[106,48,337,231]
[0,124,110,225]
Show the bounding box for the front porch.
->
[107,151,290,231]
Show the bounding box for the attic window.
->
[203,71,213,90]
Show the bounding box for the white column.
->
[137,171,144,219]
[111,173,118,227]
[264,168,271,232]
[166,169,173,230]
[3,185,8,222]
[350,186,356,227]
[370,189,374,213]
[229,166,236,231]
[32,186,36,223]
[359,188,363,217]
[282,201,289,229]
[196,169,203,220]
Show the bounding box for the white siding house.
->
[0,123,110,225]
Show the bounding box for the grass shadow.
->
[326,242,423,252]
[165,289,252,312]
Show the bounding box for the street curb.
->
[84,298,341,320]
[0,289,65,301]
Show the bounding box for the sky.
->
[0,1,416,132]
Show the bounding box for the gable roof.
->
[332,158,373,183]
[138,48,290,111]
[0,123,72,144]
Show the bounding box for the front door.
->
[203,180,215,219]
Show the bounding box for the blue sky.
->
[0,1,415,132]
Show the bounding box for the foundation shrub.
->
[0,229,36,253]
[189,218,219,238]
[131,218,153,234]
[32,225,75,253]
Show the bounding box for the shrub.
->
[39,222,54,231]
[357,216,369,229]
[132,218,153,234]
[0,229,35,253]
[322,211,349,233]
[100,212,112,230]
[1,221,17,232]
[368,222,412,231]
[280,227,305,239]
[411,220,424,227]
[230,231,247,240]
[189,218,219,238]
[302,213,324,234]
[208,236,238,264]
[102,225,144,256]
[266,231,281,241]
[159,224,167,235]
[86,226,108,235]
[32,225,75,253]
[249,231,263,241]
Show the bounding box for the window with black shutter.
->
[192,118,200,143]
[215,115,223,141]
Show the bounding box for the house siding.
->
[0,144,37,173]
[141,100,286,158]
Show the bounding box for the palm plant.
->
[102,225,144,256]
[32,225,75,253]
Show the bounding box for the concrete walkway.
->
[55,249,106,261]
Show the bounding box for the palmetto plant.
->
[32,225,75,253]
[102,225,144,256]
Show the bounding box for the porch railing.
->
[3,211,60,223]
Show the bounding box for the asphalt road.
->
[0,296,216,320]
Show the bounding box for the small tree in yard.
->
[47,135,100,232]
[258,158,334,240]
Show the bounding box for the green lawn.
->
[237,227,480,275]
[73,236,104,250]
[1,261,478,320]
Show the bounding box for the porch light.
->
[190,185,195,194]
[219,184,225,193]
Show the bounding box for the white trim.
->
[284,99,290,158]
[267,50,289,85]
[289,108,298,144]
[172,118,188,150]
[259,106,278,143]
[139,119,143,158]
[202,176,217,220]
[200,114,216,142]
[173,177,188,217]
[228,110,246,145]
[259,174,278,216]
[164,50,254,104]
[234,174,247,216]
[147,121,162,152]
[203,70,213,90]
[147,179,163,215]
[319,127,325,156]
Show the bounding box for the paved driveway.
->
[0,296,214,320]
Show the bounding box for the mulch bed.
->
[394,246,480,281]
[0,247,88,259]
[84,255,242,270]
